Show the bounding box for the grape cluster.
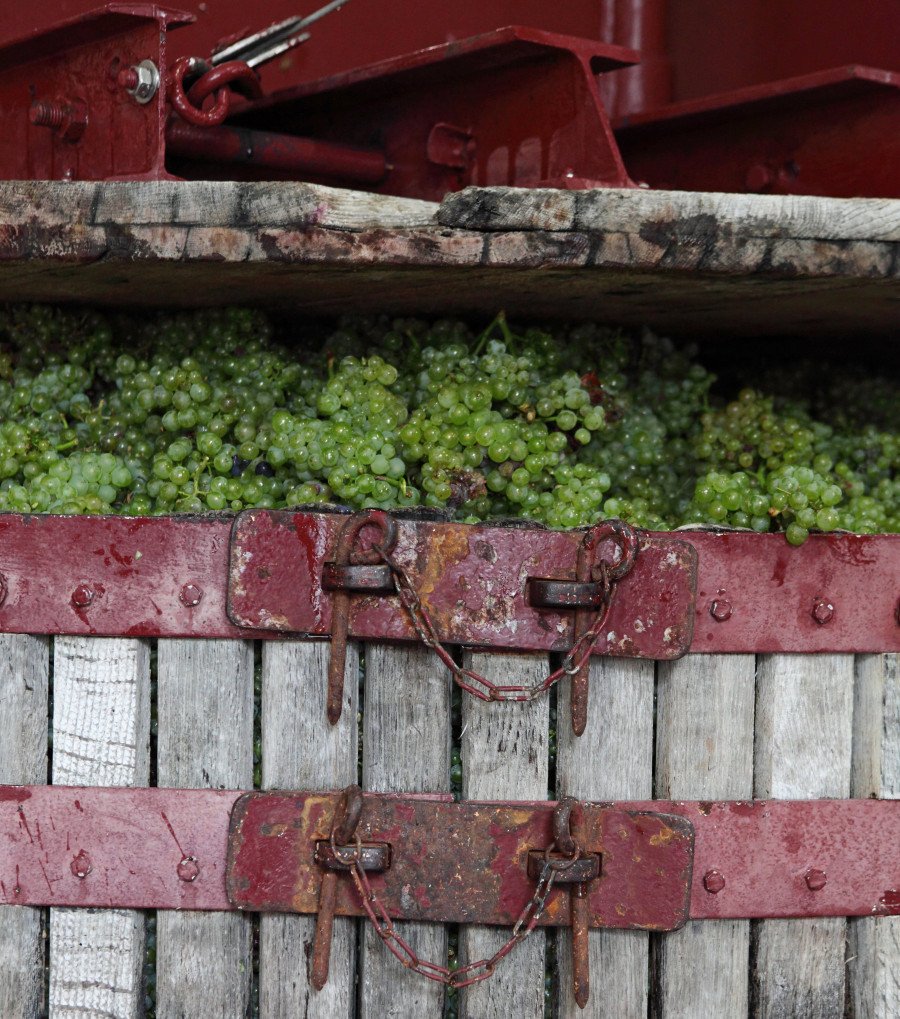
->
[0,304,895,543]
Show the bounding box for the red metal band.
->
[0,512,894,652]
[1,786,897,922]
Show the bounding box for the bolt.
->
[29,99,87,142]
[177,856,200,882]
[703,869,725,894]
[119,59,160,104]
[180,583,203,607]
[805,869,827,891]
[812,598,834,625]
[71,584,94,609]
[709,598,733,622]
[0,573,7,607]
[70,850,92,879]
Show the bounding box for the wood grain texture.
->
[654,654,756,1019]
[156,639,254,1019]
[3,182,900,340]
[555,658,654,1019]
[459,652,549,1019]
[0,635,48,1019]
[438,186,900,241]
[49,636,150,1019]
[753,654,854,1019]
[848,654,899,1019]
[259,640,359,1019]
[359,644,450,1019]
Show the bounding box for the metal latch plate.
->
[225,792,694,930]
[227,510,697,657]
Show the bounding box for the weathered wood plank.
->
[2,180,437,229]
[0,635,48,1019]
[49,637,150,1019]
[848,653,900,1019]
[359,645,450,1019]
[556,658,654,1019]
[459,652,549,1019]
[438,186,900,241]
[753,654,854,1019]
[654,654,756,1018]
[156,639,254,1019]
[259,640,359,1019]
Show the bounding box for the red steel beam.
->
[1,787,897,922]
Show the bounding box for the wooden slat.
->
[0,635,48,1019]
[49,636,150,1019]
[459,652,549,1019]
[654,654,756,1017]
[156,639,254,1019]
[259,640,359,1019]
[556,659,654,1019]
[359,645,450,1018]
[849,653,900,1018]
[753,654,854,1018]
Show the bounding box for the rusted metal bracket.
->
[0,512,894,652]
[1,787,898,1007]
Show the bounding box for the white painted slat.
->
[654,654,756,1018]
[155,639,254,1019]
[555,658,654,1019]
[0,634,49,1019]
[753,654,854,1018]
[849,653,900,1018]
[259,640,359,1019]
[359,645,450,1019]
[459,652,549,1019]
[49,636,150,1019]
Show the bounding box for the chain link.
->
[376,543,619,703]
[345,840,581,988]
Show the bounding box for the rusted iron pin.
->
[311,785,364,989]
[554,797,591,1007]
[311,869,339,989]
[323,511,399,725]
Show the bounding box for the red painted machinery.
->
[3,1,900,197]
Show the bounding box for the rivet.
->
[180,583,203,607]
[812,598,834,625]
[70,850,92,879]
[703,869,725,894]
[177,856,200,882]
[709,598,732,622]
[0,572,7,607]
[71,584,94,609]
[805,869,827,891]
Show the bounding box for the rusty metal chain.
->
[335,832,580,989]
[371,515,637,703]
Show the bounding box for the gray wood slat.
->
[459,652,549,1019]
[556,658,654,1019]
[155,639,254,1019]
[359,644,450,1019]
[849,653,900,1019]
[654,654,756,1018]
[259,640,359,1019]
[0,634,48,1019]
[753,654,854,1019]
[49,637,150,1019]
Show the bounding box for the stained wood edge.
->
[438,185,900,242]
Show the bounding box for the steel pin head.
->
[71,850,92,879]
[805,869,827,891]
[71,584,94,608]
[812,598,834,625]
[180,583,203,607]
[703,869,725,894]
[177,856,200,882]
[709,598,733,622]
